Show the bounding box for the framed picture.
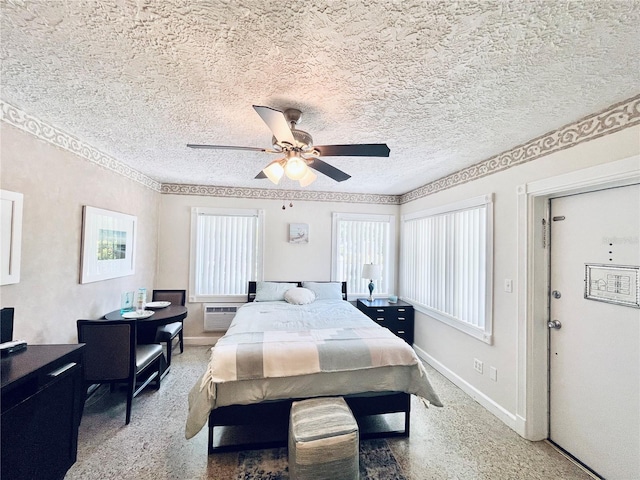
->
[289,223,309,244]
[585,263,640,308]
[80,206,137,284]
[1,189,23,285]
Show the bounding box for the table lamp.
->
[361,263,383,301]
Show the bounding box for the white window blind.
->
[331,213,395,297]
[401,194,493,343]
[189,208,264,301]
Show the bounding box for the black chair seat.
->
[156,322,181,341]
[136,343,163,370]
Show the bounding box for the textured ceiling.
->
[1,1,639,195]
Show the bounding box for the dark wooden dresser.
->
[357,298,415,345]
[1,344,85,480]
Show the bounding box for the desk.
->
[104,305,188,344]
[1,344,85,480]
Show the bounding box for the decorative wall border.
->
[3,95,638,205]
[400,94,640,204]
[0,101,162,192]
[160,183,401,205]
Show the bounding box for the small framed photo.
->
[289,223,309,244]
[80,206,137,284]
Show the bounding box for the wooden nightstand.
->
[356,299,414,345]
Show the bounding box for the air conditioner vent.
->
[203,303,239,332]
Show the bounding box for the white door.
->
[549,184,640,479]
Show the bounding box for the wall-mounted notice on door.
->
[585,264,640,308]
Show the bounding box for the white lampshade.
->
[361,263,382,280]
[298,168,317,187]
[284,156,307,180]
[263,161,284,184]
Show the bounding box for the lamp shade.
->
[263,161,284,184]
[361,263,382,280]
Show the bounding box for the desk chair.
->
[1,307,15,343]
[77,319,162,425]
[152,289,185,366]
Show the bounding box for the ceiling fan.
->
[187,105,390,187]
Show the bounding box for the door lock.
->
[548,320,562,329]
[552,290,561,299]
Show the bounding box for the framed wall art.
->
[289,223,309,244]
[80,206,137,284]
[1,189,23,285]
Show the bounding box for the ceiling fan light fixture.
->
[299,168,317,187]
[284,155,308,181]
[263,160,284,184]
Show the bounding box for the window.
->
[401,194,493,344]
[189,207,264,302]
[331,213,395,298]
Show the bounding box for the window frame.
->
[331,212,396,300]
[188,207,265,303]
[400,194,494,344]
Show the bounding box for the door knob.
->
[548,320,562,329]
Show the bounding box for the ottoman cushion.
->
[289,397,359,480]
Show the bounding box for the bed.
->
[186,281,442,452]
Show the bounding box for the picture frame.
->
[289,223,309,244]
[80,206,137,284]
[585,263,640,308]
[1,189,23,285]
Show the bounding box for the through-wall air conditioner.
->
[203,304,239,332]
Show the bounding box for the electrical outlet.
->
[490,366,497,381]
[473,358,483,374]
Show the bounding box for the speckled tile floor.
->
[65,346,594,480]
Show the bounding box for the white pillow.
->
[254,282,297,302]
[284,287,316,305]
[302,282,343,300]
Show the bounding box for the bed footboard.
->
[207,392,411,453]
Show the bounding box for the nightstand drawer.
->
[356,299,414,345]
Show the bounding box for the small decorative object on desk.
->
[120,291,134,314]
[388,295,398,303]
[136,288,147,314]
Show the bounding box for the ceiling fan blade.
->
[253,105,296,145]
[255,171,267,179]
[313,144,390,157]
[186,144,277,153]
[307,157,351,182]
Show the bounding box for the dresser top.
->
[357,298,412,308]
[1,344,84,391]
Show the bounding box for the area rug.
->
[235,438,407,480]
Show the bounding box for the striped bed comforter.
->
[185,299,442,439]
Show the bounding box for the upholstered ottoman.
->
[288,397,359,480]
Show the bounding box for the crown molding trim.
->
[400,94,640,204]
[160,183,401,205]
[1,101,162,192]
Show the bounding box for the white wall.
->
[400,125,640,419]
[156,193,399,340]
[0,123,160,343]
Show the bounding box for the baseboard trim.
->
[414,344,522,435]
[185,336,220,346]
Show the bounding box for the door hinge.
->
[542,218,547,249]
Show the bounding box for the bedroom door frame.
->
[515,154,639,441]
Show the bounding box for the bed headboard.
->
[247,281,348,302]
